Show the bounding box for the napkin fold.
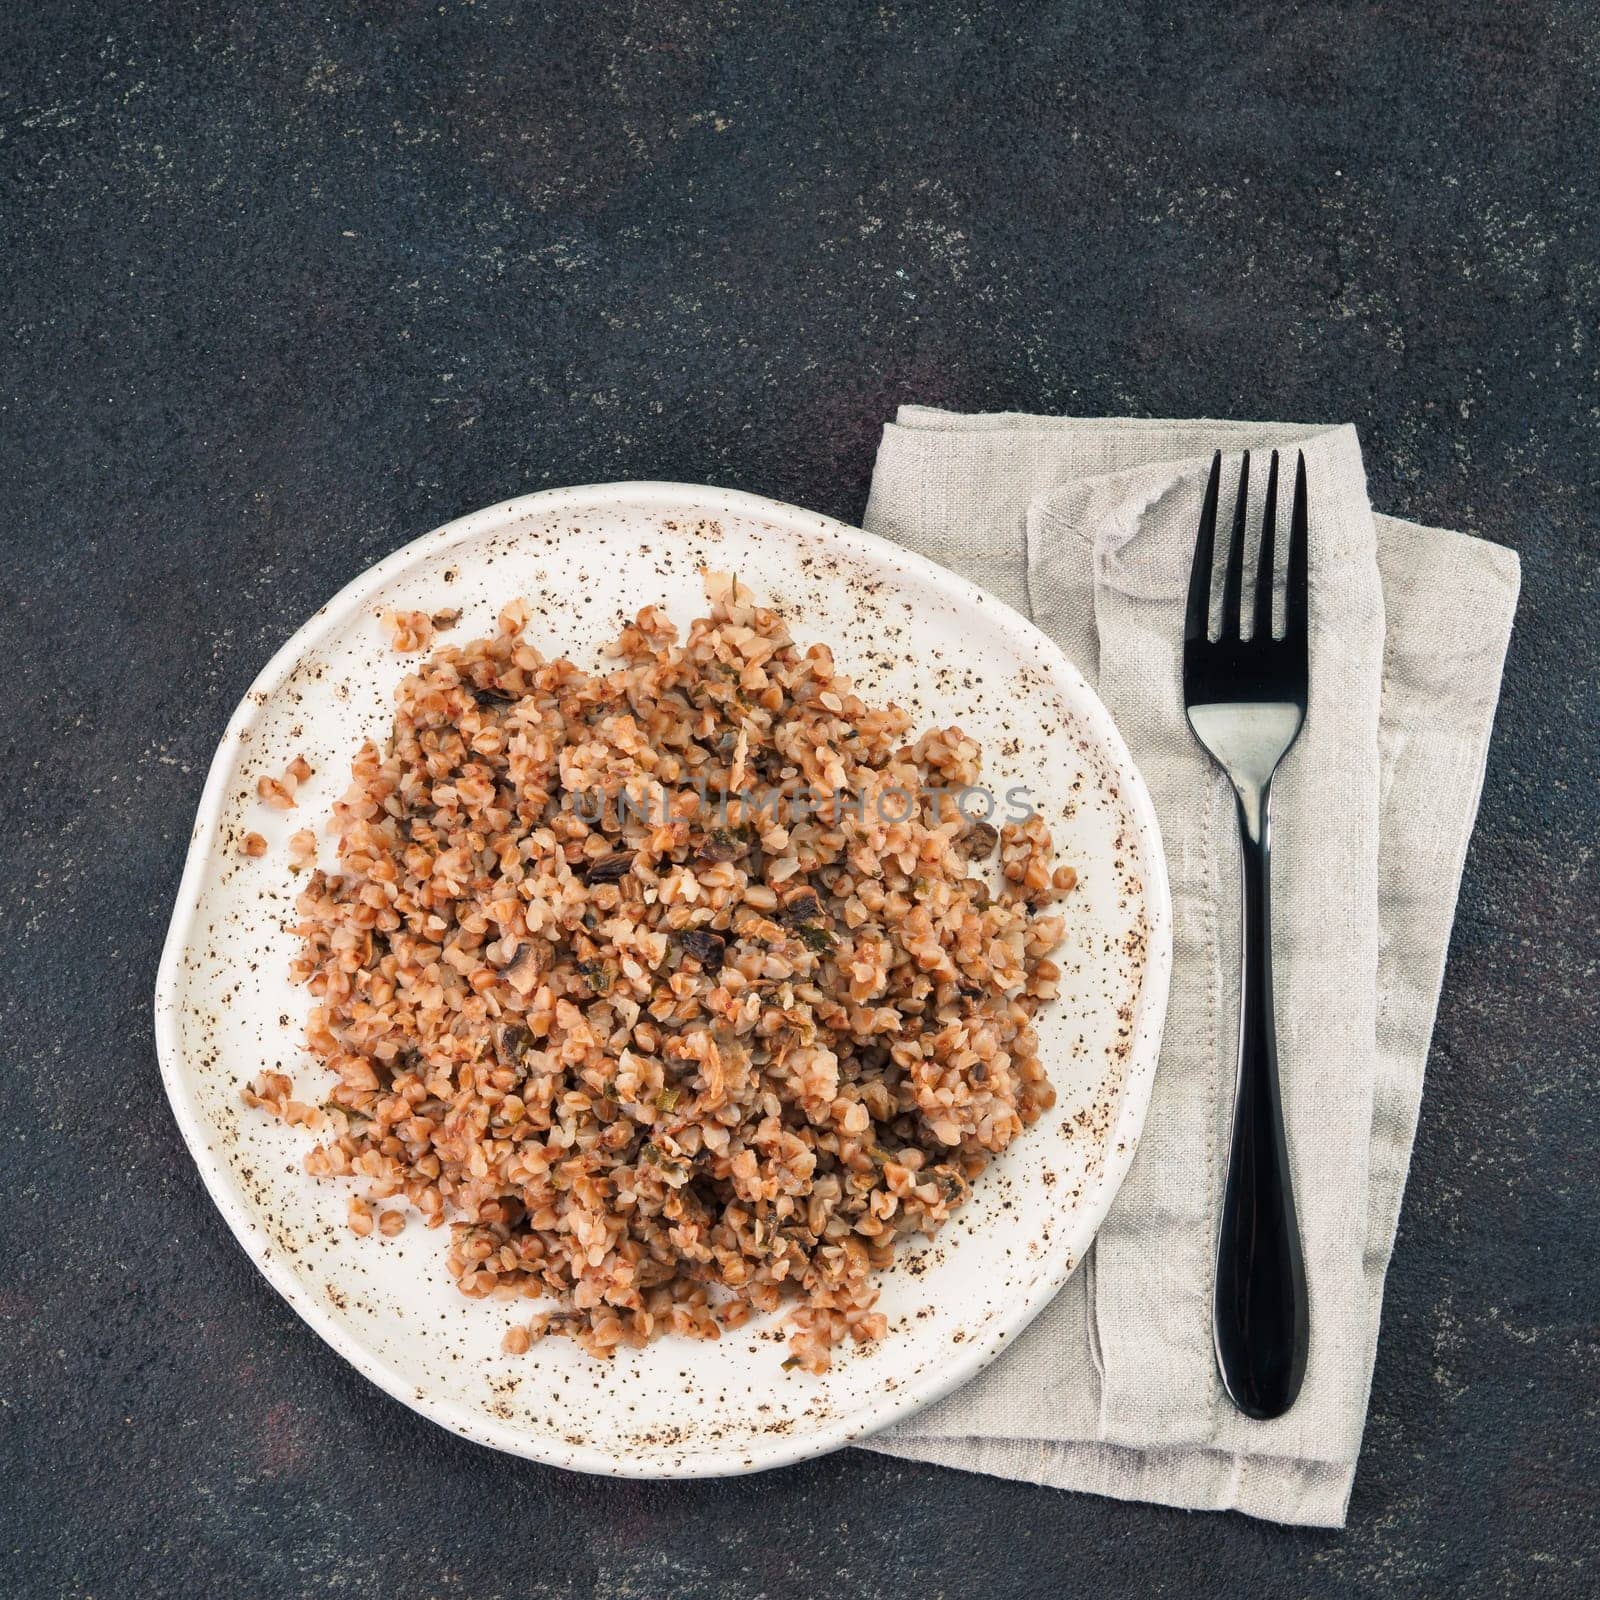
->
[855,410,1520,1527]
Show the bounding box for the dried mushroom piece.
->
[582,849,637,884]
[674,928,726,973]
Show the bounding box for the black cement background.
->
[2,3,1596,1596]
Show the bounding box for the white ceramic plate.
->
[155,483,1171,1477]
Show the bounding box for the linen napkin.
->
[854,410,1520,1528]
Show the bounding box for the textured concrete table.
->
[4,3,1595,1595]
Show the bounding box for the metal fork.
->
[1183,448,1310,1421]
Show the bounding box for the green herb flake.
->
[323,1101,369,1131]
[796,923,837,954]
[576,960,615,996]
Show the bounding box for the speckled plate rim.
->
[154,481,1172,1478]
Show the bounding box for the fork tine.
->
[1285,451,1309,645]
[1254,450,1279,641]
[1220,451,1250,640]
[1185,451,1223,642]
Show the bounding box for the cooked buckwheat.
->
[247,574,1072,1370]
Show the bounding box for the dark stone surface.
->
[3,1,1596,1595]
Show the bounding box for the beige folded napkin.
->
[855,410,1520,1527]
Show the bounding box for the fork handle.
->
[1213,783,1309,1420]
